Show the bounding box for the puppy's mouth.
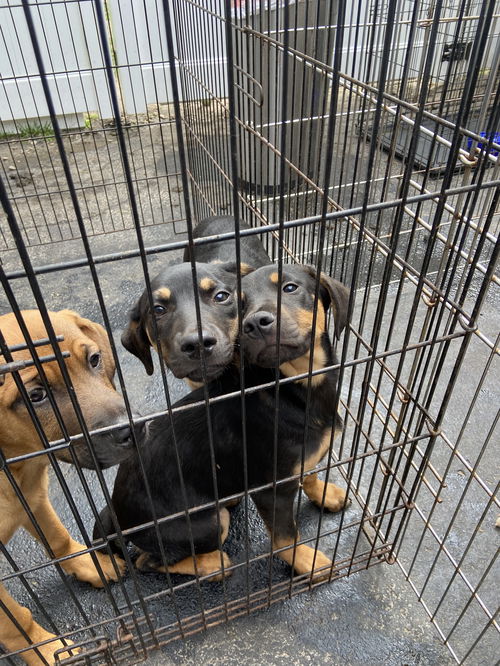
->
[243,339,309,367]
[184,364,228,382]
[169,343,234,383]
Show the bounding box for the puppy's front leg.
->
[0,583,78,665]
[24,495,125,588]
[254,484,333,581]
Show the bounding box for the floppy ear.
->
[120,296,154,375]
[59,309,116,380]
[304,267,350,339]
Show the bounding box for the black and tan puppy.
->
[0,310,133,665]
[121,216,270,383]
[97,264,349,581]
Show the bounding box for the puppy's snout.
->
[113,424,132,445]
[180,332,217,359]
[243,311,275,338]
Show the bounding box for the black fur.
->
[121,216,270,382]
[184,215,271,268]
[97,265,350,574]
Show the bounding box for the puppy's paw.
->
[277,542,332,582]
[321,482,350,513]
[197,550,232,582]
[303,475,350,513]
[63,544,125,587]
[19,629,80,666]
[292,546,332,582]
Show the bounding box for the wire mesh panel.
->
[1,1,499,665]
[0,0,186,252]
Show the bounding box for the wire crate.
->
[1,1,498,665]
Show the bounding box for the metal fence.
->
[1,1,499,665]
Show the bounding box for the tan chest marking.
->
[279,345,326,387]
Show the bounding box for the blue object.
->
[467,131,500,156]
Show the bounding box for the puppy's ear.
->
[304,267,350,339]
[120,296,154,375]
[59,309,117,380]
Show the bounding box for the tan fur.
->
[163,550,231,581]
[280,346,327,387]
[146,325,170,366]
[273,537,332,580]
[0,310,126,665]
[279,302,327,386]
[302,474,347,512]
[292,427,340,476]
[200,277,216,291]
[294,427,347,512]
[269,272,279,284]
[239,263,253,276]
[154,287,171,301]
[185,378,204,391]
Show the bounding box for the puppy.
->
[121,216,270,383]
[0,310,132,665]
[97,264,349,582]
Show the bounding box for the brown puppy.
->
[0,310,133,665]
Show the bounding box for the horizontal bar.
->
[1,335,64,353]
[0,350,70,376]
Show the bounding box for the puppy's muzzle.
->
[58,415,138,470]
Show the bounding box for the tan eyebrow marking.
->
[269,272,279,284]
[154,287,171,300]
[200,277,216,291]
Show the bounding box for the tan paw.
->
[321,482,349,512]
[20,629,80,666]
[277,543,332,581]
[195,550,232,581]
[64,547,126,587]
[304,476,349,513]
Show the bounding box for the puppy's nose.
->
[243,311,275,338]
[113,424,132,445]
[180,332,217,359]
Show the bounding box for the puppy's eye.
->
[283,283,298,293]
[153,304,167,315]
[89,352,101,369]
[214,291,230,303]
[29,386,47,403]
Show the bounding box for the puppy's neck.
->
[279,345,328,387]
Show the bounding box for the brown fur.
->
[279,302,326,386]
[0,310,129,665]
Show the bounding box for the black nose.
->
[243,311,275,338]
[113,424,132,445]
[180,332,217,359]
